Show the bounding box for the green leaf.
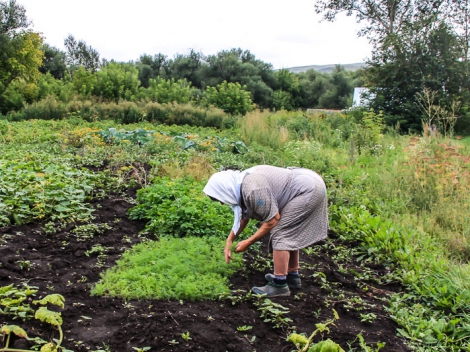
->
[35,307,63,327]
[33,294,65,308]
[0,324,28,338]
[40,342,58,352]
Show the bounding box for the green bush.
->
[142,101,232,129]
[92,236,243,300]
[203,81,253,116]
[93,62,140,102]
[139,77,194,104]
[128,177,234,238]
[6,96,68,121]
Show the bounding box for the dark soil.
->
[0,187,410,352]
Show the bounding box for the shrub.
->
[139,77,194,104]
[6,96,68,121]
[128,177,234,238]
[203,81,253,116]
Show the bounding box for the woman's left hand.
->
[235,239,252,253]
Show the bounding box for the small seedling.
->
[237,325,253,332]
[17,260,33,271]
[132,347,151,352]
[181,331,192,341]
[359,312,377,323]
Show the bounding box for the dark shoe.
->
[265,273,301,289]
[252,282,290,297]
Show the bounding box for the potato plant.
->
[128,177,236,238]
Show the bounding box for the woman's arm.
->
[235,213,280,253]
[224,218,250,263]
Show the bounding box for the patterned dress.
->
[240,165,328,251]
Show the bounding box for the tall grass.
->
[240,110,289,150]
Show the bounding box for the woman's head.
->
[203,170,240,206]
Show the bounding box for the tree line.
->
[1,0,470,134]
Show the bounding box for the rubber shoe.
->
[265,273,301,289]
[252,282,290,297]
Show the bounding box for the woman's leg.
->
[273,249,300,275]
[273,250,289,276]
[288,250,299,273]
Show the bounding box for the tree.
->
[314,0,469,131]
[167,49,204,88]
[93,62,140,101]
[136,53,169,87]
[318,65,355,109]
[0,0,28,34]
[314,0,449,41]
[64,34,100,73]
[200,48,275,108]
[0,0,43,112]
[203,81,253,116]
[70,66,96,97]
[139,77,194,104]
[365,19,467,130]
[39,43,67,79]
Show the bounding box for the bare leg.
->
[273,250,289,276]
[288,250,299,273]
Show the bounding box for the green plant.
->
[203,81,253,116]
[236,325,253,332]
[359,312,377,324]
[0,158,100,226]
[128,177,235,238]
[253,295,292,330]
[132,347,151,352]
[181,331,192,341]
[16,260,33,271]
[0,293,70,352]
[92,236,243,300]
[354,333,386,352]
[72,223,112,241]
[286,310,342,352]
[0,283,37,321]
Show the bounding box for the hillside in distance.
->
[285,62,365,74]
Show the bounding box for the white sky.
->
[18,0,372,69]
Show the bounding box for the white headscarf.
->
[203,167,256,235]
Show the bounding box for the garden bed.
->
[0,188,410,352]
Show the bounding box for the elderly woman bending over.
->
[203,165,328,297]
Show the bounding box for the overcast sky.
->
[18,0,372,69]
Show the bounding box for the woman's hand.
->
[224,242,233,264]
[235,239,252,253]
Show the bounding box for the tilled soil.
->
[0,189,410,352]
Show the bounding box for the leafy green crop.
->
[92,236,243,300]
[94,127,248,154]
[0,159,101,226]
[129,177,234,238]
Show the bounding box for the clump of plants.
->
[286,310,343,352]
[128,177,235,238]
[91,236,243,300]
[0,284,69,351]
[0,159,100,226]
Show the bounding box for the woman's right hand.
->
[224,241,233,264]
